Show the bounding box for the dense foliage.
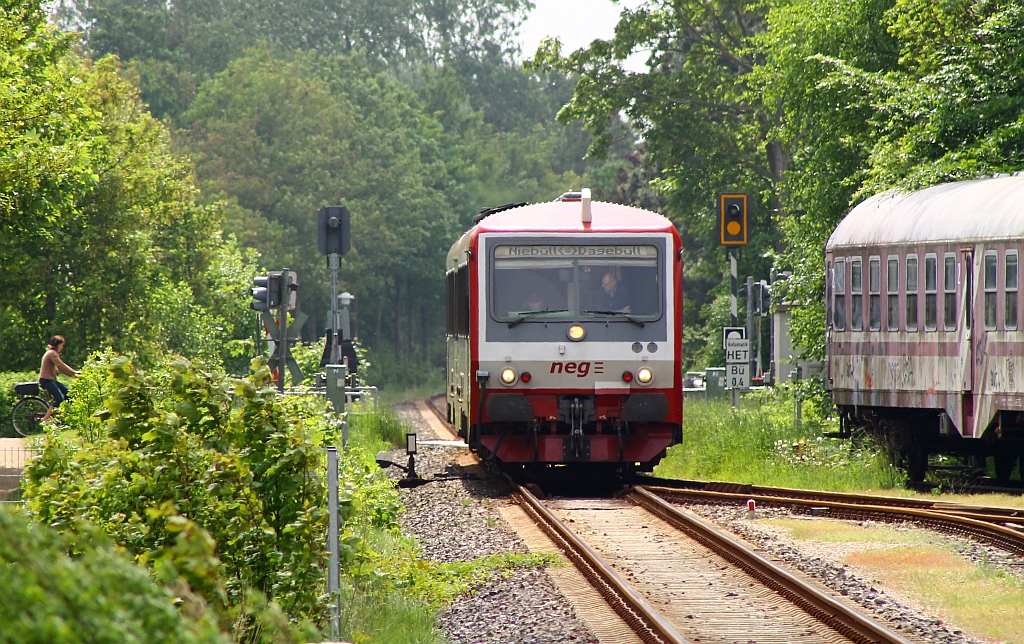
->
[534,0,1024,366]
[0,505,226,644]
[0,0,257,372]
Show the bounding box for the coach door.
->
[961,249,974,391]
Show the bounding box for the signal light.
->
[520,372,531,383]
[251,273,282,311]
[318,206,351,256]
[718,194,748,246]
[621,370,633,383]
[500,368,517,385]
[567,325,586,341]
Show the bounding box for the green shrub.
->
[23,354,339,638]
[0,505,226,644]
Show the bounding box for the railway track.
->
[635,476,1024,556]
[514,482,913,644]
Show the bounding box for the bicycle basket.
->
[14,382,39,396]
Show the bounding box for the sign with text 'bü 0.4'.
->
[725,337,750,390]
[727,363,749,390]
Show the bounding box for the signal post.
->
[718,193,748,407]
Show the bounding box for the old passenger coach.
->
[827,174,1024,481]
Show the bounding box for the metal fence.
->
[0,447,37,503]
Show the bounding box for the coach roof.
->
[828,174,1024,249]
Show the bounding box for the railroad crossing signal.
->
[718,194,748,246]
[318,206,351,256]
[261,310,307,385]
[251,272,283,311]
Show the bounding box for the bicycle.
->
[11,382,53,437]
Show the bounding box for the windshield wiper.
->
[507,309,569,328]
[583,309,646,327]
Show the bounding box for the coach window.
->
[924,254,937,331]
[944,253,957,330]
[1006,251,1018,330]
[886,257,899,331]
[984,250,998,330]
[868,257,881,330]
[446,270,455,335]
[455,263,470,336]
[850,257,863,331]
[833,259,846,331]
[906,255,919,331]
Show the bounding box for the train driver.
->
[595,271,632,314]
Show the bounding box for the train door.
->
[960,248,976,435]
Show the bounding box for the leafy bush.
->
[0,505,225,644]
[23,354,339,638]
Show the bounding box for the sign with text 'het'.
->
[727,363,749,389]
[725,338,750,364]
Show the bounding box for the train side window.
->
[446,270,455,335]
[886,257,899,331]
[984,250,998,330]
[906,255,918,332]
[833,259,846,331]
[944,253,957,330]
[868,257,881,330]
[924,254,937,331]
[455,263,470,336]
[1006,251,1018,330]
[850,257,863,331]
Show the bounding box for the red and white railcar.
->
[826,174,1024,481]
[445,191,683,472]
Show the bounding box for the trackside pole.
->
[327,447,341,637]
[730,249,739,408]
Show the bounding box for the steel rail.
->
[513,484,690,644]
[634,475,1024,522]
[644,485,1024,556]
[629,486,914,644]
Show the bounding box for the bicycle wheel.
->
[12,397,50,437]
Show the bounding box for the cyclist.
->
[39,335,79,422]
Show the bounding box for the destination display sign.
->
[495,245,657,258]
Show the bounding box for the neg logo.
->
[550,362,605,377]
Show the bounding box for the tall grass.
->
[656,395,902,491]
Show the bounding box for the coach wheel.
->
[906,447,928,483]
[993,453,1017,483]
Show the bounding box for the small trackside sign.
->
[550,361,604,377]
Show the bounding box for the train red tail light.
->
[621,371,633,383]
[520,372,532,383]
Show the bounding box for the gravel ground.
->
[389,402,599,644]
[685,502,1014,644]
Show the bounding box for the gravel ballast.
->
[390,402,599,644]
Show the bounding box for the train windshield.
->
[490,244,662,322]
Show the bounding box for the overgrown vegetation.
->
[657,392,902,491]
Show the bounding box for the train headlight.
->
[567,325,586,341]
[500,368,518,385]
[636,367,654,385]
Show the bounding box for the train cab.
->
[445,190,684,471]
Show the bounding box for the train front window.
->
[984,251,998,330]
[490,244,662,322]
